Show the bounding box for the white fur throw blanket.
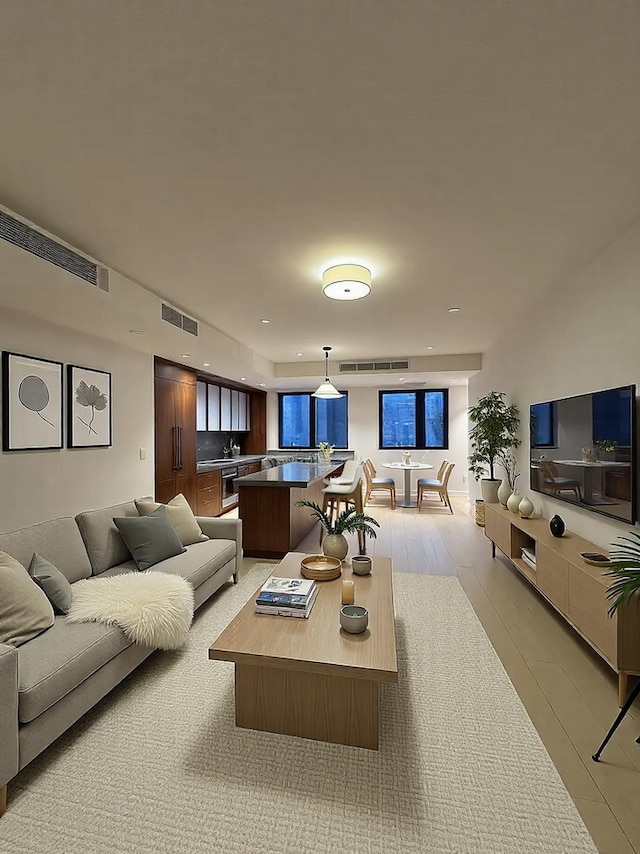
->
[67,572,194,649]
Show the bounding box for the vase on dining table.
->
[401,450,412,466]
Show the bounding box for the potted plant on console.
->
[295,500,380,561]
[468,391,521,505]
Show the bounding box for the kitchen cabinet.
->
[231,389,240,430]
[220,386,231,430]
[154,361,197,510]
[196,381,207,431]
[207,384,220,430]
[198,470,222,516]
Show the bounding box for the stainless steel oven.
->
[221,466,239,509]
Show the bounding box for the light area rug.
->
[0,564,596,854]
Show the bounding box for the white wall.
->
[267,384,469,493]
[469,220,640,548]
[0,308,154,531]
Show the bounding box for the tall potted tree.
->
[468,391,521,504]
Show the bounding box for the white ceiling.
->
[1,1,640,373]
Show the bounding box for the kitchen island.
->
[236,461,343,558]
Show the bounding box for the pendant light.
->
[312,346,343,399]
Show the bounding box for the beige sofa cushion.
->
[98,538,236,590]
[0,552,54,647]
[135,494,208,546]
[0,517,91,583]
[18,615,132,723]
[76,500,150,575]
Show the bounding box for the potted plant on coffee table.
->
[468,391,521,505]
[295,500,379,561]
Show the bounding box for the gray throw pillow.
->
[113,505,186,571]
[28,553,73,615]
[0,551,55,646]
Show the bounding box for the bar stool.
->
[324,458,358,486]
[320,466,365,551]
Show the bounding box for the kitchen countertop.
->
[235,461,343,488]
[197,455,265,473]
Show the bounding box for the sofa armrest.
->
[196,517,242,566]
[0,644,19,788]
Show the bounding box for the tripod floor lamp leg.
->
[592,678,640,762]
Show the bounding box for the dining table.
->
[382,462,434,508]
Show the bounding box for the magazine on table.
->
[258,576,315,596]
[255,586,319,618]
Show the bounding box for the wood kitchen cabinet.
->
[154,360,197,510]
[197,470,222,516]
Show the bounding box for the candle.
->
[341,579,355,604]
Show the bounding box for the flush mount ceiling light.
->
[312,346,343,399]
[322,264,371,301]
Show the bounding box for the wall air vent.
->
[161,303,199,336]
[339,359,409,373]
[0,209,108,289]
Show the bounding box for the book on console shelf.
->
[521,547,536,572]
[255,585,319,618]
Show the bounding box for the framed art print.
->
[68,364,112,448]
[2,351,64,451]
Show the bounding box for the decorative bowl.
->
[340,605,369,634]
[351,555,372,576]
[301,554,342,581]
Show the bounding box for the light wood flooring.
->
[237,494,640,854]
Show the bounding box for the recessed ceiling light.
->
[260,319,270,324]
[448,307,461,313]
[258,382,266,387]
[240,377,246,381]
[129,329,144,335]
[426,346,433,350]
[296,352,303,357]
[203,363,210,367]
[181,353,190,358]
[399,377,405,382]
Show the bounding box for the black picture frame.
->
[67,364,112,448]
[2,351,64,451]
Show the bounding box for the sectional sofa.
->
[0,498,242,815]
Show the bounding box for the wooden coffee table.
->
[208,552,397,749]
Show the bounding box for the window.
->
[379,389,448,449]
[530,402,555,448]
[279,393,348,449]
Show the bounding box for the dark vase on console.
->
[549,515,565,538]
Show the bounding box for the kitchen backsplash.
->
[197,432,244,462]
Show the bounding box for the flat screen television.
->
[530,385,636,523]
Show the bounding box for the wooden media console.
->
[484,503,640,706]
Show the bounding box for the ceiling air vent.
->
[161,303,199,336]
[339,359,409,373]
[0,209,107,289]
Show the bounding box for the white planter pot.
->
[507,491,521,513]
[480,479,500,504]
[497,479,511,507]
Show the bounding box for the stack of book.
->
[255,576,318,618]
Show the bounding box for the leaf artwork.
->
[75,380,108,436]
[18,375,55,427]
